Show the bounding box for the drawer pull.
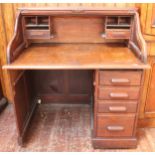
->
[111,78,130,84]
[109,106,127,112]
[107,126,125,131]
[109,92,129,99]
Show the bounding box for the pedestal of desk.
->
[92,70,143,148]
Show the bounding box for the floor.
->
[0,103,155,152]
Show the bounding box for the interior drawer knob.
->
[109,92,129,99]
[107,125,125,131]
[109,106,127,112]
[111,78,130,84]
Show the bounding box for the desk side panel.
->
[9,70,37,144]
[7,11,25,63]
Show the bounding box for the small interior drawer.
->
[96,114,135,137]
[97,100,137,113]
[26,30,50,39]
[98,86,140,100]
[105,29,130,39]
[99,70,142,86]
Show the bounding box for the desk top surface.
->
[4,43,148,70]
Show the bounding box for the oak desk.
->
[3,8,149,149]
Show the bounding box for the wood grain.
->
[144,57,155,117]
[138,4,155,125]
[4,43,148,70]
[0,4,12,99]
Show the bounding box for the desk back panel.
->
[28,70,93,104]
[48,17,106,43]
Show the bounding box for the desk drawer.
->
[105,29,130,39]
[97,101,137,113]
[96,114,135,137]
[98,86,140,100]
[99,71,142,86]
[26,30,50,39]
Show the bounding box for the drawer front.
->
[26,30,50,39]
[97,101,137,113]
[98,86,140,100]
[105,30,130,39]
[96,114,135,137]
[99,70,142,86]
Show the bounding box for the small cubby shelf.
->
[24,16,53,39]
[24,16,50,30]
[106,16,132,29]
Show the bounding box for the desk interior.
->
[4,43,146,69]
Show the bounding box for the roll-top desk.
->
[3,8,149,149]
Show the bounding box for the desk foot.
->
[18,136,24,147]
[92,137,137,149]
[0,98,8,113]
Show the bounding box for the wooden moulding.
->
[19,7,138,16]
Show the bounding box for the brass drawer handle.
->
[50,34,55,39]
[111,78,130,84]
[109,106,127,112]
[107,126,125,131]
[109,92,129,99]
[93,82,96,86]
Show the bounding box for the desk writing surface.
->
[4,43,147,69]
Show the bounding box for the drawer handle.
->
[107,126,125,131]
[111,78,130,84]
[109,92,129,99]
[109,106,127,112]
[50,34,55,39]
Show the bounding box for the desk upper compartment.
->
[4,8,149,70]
